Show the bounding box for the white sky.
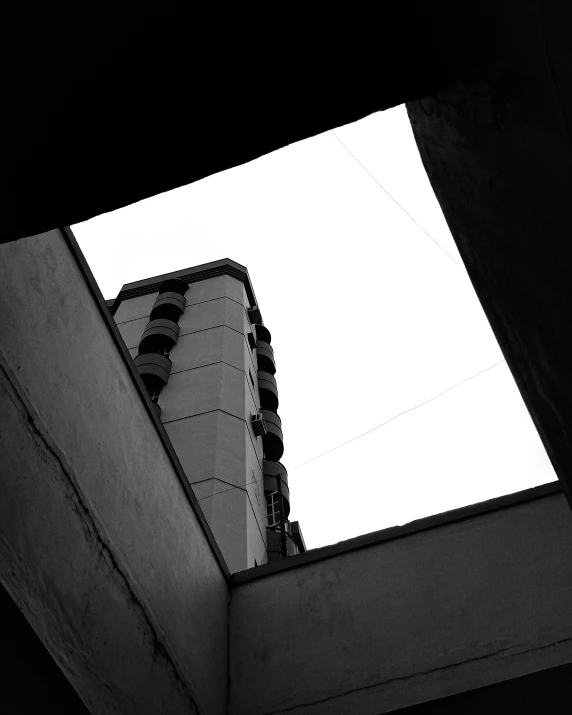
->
[73,104,557,550]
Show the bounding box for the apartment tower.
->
[109,259,305,573]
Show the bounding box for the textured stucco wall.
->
[0,230,229,715]
[229,491,572,715]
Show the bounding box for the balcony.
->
[263,460,290,516]
[158,278,189,295]
[260,409,284,461]
[256,340,276,375]
[257,370,278,411]
[150,292,186,321]
[134,352,172,389]
[138,318,180,353]
[255,324,271,344]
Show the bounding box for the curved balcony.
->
[150,291,186,321]
[257,370,278,411]
[158,278,189,296]
[134,352,172,389]
[138,318,180,354]
[263,460,290,516]
[256,340,276,375]
[255,324,272,344]
[260,409,284,461]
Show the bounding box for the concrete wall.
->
[0,580,91,712]
[0,230,229,715]
[229,487,572,715]
[117,274,268,573]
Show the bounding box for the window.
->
[159,346,172,358]
[249,369,255,388]
[148,389,161,404]
[266,492,282,527]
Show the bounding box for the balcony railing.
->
[255,324,272,344]
[260,409,284,461]
[139,318,180,353]
[134,352,172,389]
[150,292,186,321]
[256,340,276,375]
[257,370,278,411]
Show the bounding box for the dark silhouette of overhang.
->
[4,5,495,242]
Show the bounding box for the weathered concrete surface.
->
[229,489,572,715]
[0,580,91,712]
[407,3,572,510]
[387,659,572,713]
[0,230,229,714]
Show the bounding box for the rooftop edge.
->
[231,481,563,585]
[112,258,258,313]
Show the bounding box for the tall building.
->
[109,259,305,573]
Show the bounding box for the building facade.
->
[109,259,305,573]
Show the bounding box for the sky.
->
[72,104,557,550]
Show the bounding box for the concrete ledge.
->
[1,228,230,714]
[230,485,572,715]
[232,481,563,584]
[114,258,258,309]
[62,226,230,581]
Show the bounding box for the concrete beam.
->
[0,229,229,714]
[229,485,572,714]
[407,2,572,508]
[4,5,495,241]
